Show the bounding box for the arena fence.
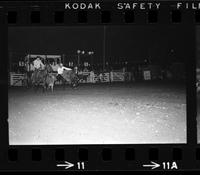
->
[10,67,177,86]
[9,69,170,86]
[10,73,25,86]
[110,72,125,82]
[9,71,133,86]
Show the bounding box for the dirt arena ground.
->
[8,81,186,145]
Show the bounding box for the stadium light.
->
[77,50,85,66]
[88,51,94,55]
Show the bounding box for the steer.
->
[61,69,79,88]
[45,74,56,92]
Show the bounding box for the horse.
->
[31,64,55,92]
[60,69,79,89]
[31,67,48,92]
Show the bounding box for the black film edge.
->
[0,0,199,172]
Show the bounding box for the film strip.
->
[0,0,199,172]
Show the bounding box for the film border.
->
[0,0,199,171]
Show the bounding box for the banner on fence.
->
[10,73,25,86]
[143,70,151,80]
[110,72,124,82]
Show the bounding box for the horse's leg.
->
[35,84,38,92]
[47,83,49,92]
[26,73,31,89]
[70,79,74,88]
[38,84,40,92]
[42,84,44,92]
[33,82,38,92]
[29,72,33,88]
[42,84,45,93]
[72,82,75,89]
[37,83,40,92]
[33,85,36,92]
[27,77,30,89]
[44,84,47,92]
[43,82,47,93]
[73,80,78,89]
[74,78,79,89]
[51,84,53,92]
[71,75,78,89]
[61,77,66,90]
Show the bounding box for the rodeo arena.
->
[8,50,187,145]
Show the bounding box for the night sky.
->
[8,26,191,64]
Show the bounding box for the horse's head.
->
[44,64,53,73]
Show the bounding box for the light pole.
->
[77,50,85,67]
[88,51,94,70]
[77,50,81,66]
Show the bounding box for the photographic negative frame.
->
[0,0,199,172]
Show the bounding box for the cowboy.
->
[57,63,72,83]
[33,57,45,70]
[32,57,45,82]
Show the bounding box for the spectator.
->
[99,73,103,82]
[74,66,78,74]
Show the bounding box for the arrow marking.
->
[143,161,160,170]
[57,161,74,169]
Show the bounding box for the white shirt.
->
[33,59,44,69]
[57,66,72,74]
